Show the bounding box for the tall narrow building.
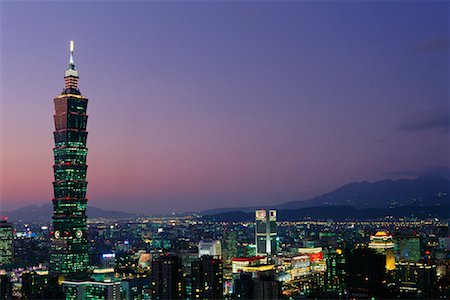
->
[49,41,89,277]
[151,254,183,300]
[255,209,277,257]
[0,217,13,266]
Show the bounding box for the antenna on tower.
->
[69,40,75,69]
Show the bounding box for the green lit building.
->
[394,235,421,262]
[49,41,90,276]
[0,218,13,266]
[324,249,346,298]
[62,280,121,300]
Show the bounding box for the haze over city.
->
[1,1,448,214]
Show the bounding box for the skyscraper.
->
[151,254,183,300]
[255,209,277,256]
[346,247,388,299]
[324,248,346,298]
[191,255,224,299]
[0,218,13,266]
[368,231,395,270]
[49,41,90,277]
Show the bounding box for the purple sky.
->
[1,1,449,214]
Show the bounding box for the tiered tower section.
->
[50,41,89,276]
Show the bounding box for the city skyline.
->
[1,1,449,214]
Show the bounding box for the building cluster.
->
[0,43,448,300]
[0,210,449,299]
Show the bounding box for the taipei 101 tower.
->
[49,41,89,277]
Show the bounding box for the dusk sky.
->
[1,1,448,214]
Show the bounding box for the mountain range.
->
[1,176,448,222]
[201,176,449,215]
[0,203,137,223]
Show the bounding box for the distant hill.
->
[202,204,449,222]
[0,203,137,222]
[201,176,450,215]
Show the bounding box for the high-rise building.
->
[252,274,280,300]
[233,272,280,300]
[395,262,438,299]
[223,229,238,266]
[394,235,421,262]
[191,255,224,299]
[255,209,277,256]
[151,254,183,299]
[49,41,90,277]
[346,247,388,299]
[0,273,12,299]
[62,280,121,300]
[324,249,346,297]
[120,278,151,300]
[368,231,395,270]
[21,271,48,299]
[0,218,13,266]
[198,240,222,258]
[100,253,116,269]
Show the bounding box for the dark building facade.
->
[346,247,388,299]
[191,255,223,299]
[233,272,280,300]
[21,271,48,299]
[49,41,90,276]
[395,262,438,299]
[0,274,12,300]
[252,274,280,300]
[151,254,183,300]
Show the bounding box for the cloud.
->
[385,166,450,180]
[398,109,449,133]
[416,37,450,54]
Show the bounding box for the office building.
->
[223,229,238,266]
[324,249,346,297]
[151,254,183,299]
[49,41,90,276]
[394,235,421,262]
[233,272,279,300]
[255,209,277,256]
[191,255,223,299]
[100,254,116,269]
[252,274,280,300]
[198,240,222,258]
[368,231,395,270]
[120,278,151,300]
[232,256,267,274]
[62,280,121,300]
[0,273,12,299]
[395,262,438,299]
[346,247,388,299]
[21,270,48,299]
[0,218,13,266]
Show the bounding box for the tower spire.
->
[64,40,79,92]
[69,40,75,70]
